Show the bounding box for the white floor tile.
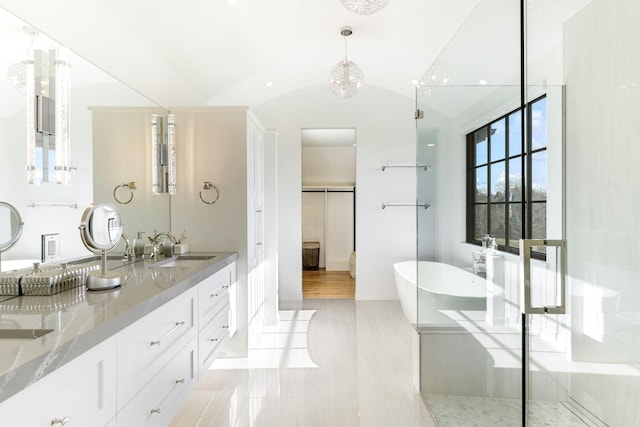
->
[170,299,435,427]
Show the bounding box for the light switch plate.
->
[41,233,61,262]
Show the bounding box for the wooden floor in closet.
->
[302,269,355,299]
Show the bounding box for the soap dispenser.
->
[133,232,146,258]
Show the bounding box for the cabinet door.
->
[198,302,231,377]
[0,336,117,427]
[197,264,232,328]
[117,288,196,408]
[118,340,197,427]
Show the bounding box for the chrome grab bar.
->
[519,239,566,314]
[381,203,430,209]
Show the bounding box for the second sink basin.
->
[155,254,215,268]
[0,329,55,352]
[176,255,216,261]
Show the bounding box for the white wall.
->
[255,84,416,301]
[564,1,640,425]
[301,145,355,186]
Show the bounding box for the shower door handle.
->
[519,239,566,315]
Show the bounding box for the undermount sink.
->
[175,255,215,261]
[0,329,55,351]
[0,329,54,339]
[155,255,215,268]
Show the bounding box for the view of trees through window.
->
[467,96,547,254]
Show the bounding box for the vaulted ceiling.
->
[0,0,589,111]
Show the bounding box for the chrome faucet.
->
[122,234,134,260]
[148,232,174,260]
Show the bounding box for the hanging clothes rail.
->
[302,186,356,252]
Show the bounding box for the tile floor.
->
[169,299,436,427]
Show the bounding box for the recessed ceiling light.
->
[265,81,274,87]
[411,79,420,86]
[427,143,436,147]
[479,79,488,85]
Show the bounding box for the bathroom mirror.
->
[79,202,123,290]
[0,7,170,266]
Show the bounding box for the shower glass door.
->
[418,1,638,426]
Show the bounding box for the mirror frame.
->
[0,201,24,252]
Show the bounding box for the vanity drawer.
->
[198,301,230,376]
[118,339,197,427]
[117,288,196,408]
[0,336,116,427]
[198,264,232,328]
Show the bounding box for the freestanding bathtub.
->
[394,261,502,324]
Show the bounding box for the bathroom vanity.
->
[0,252,237,427]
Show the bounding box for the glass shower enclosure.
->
[412,0,640,425]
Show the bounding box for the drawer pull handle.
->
[222,325,229,329]
[51,417,70,426]
[150,408,161,415]
[210,293,219,298]
[176,378,185,384]
[210,337,218,342]
[222,285,229,289]
[150,321,186,346]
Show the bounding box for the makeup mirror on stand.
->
[78,202,123,290]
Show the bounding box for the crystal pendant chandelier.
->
[329,26,364,99]
[341,0,389,15]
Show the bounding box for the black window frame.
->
[466,94,547,257]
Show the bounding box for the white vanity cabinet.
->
[0,257,238,427]
[0,335,117,427]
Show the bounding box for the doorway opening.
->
[301,128,356,299]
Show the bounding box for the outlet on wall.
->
[41,233,61,262]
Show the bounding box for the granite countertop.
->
[0,251,237,404]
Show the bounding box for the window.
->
[466,95,547,254]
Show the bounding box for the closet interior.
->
[301,128,356,298]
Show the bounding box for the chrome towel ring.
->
[113,182,137,205]
[199,181,220,205]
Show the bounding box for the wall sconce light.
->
[24,47,71,185]
[151,113,176,195]
[113,182,136,204]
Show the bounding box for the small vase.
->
[174,243,189,254]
